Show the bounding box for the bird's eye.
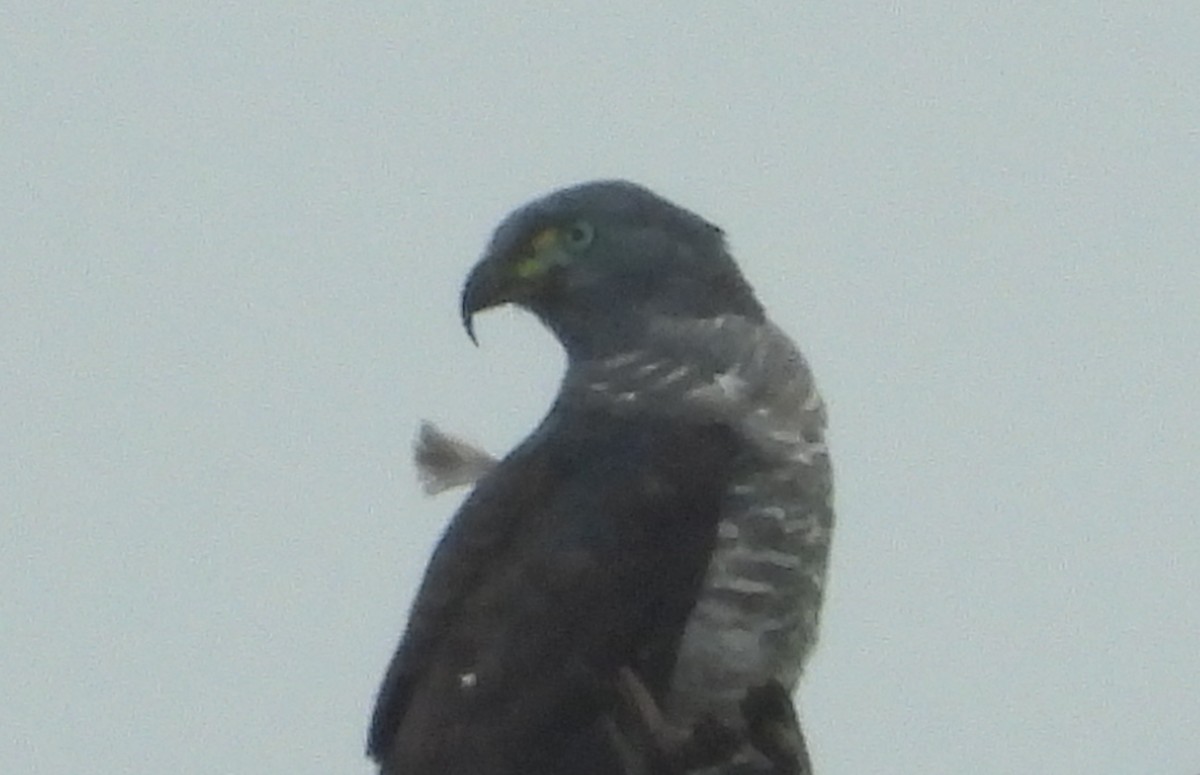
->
[563,220,594,251]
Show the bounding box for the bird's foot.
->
[740,680,813,775]
[612,667,741,774]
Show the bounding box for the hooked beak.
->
[460,226,563,344]
[460,254,512,346]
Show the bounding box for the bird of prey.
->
[368,181,834,775]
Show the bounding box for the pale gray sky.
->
[3,4,1197,774]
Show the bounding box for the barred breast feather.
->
[568,314,834,730]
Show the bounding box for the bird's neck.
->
[541,292,764,365]
[539,302,654,363]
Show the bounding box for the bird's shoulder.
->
[369,405,741,773]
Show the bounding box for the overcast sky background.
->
[3,4,1198,774]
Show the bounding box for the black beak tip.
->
[463,312,479,346]
[460,261,493,346]
[461,254,516,347]
[461,286,482,346]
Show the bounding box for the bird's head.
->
[461,180,764,359]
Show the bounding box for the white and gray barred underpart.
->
[567,314,833,732]
[414,312,834,738]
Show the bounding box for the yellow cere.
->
[514,227,559,279]
[531,227,559,253]
[513,256,542,279]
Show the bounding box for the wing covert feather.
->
[370,410,738,775]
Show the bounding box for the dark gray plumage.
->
[371,181,833,775]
